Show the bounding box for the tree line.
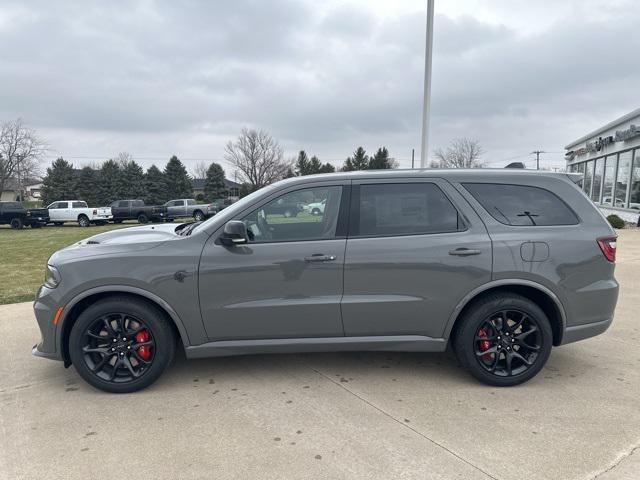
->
[40,155,228,207]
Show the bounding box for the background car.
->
[164,199,208,221]
[0,201,49,229]
[110,200,170,224]
[47,201,112,227]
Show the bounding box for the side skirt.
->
[185,335,447,359]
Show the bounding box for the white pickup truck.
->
[47,200,113,227]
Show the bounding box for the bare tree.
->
[116,151,134,166]
[190,161,209,180]
[433,138,484,168]
[0,119,47,200]
[224,128,291,191]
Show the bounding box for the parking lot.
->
[0,230,638,480]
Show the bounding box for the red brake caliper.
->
[478,328,492,360]
[135,330,152,360]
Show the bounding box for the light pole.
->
[420,0,435,168]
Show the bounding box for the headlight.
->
[44,265,61,289]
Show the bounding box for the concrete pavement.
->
[1,230,640,480]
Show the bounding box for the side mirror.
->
[220,220,248,246]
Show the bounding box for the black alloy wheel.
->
[69,297,175,393]
[78,215,90,227]
[10,218,23,229]
[473,309,542,377]
[80,313,156,383]
[454,293,552,386]
[194,210,205,222]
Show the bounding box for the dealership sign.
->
[566,124,640,160]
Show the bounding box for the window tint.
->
[72,201,87,208]
[117,201,129,208]
[355,183,460,237]
[57,202,68,209]
[463,183,579,226]
[241,186,343,243]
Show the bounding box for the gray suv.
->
[32,170,619,393]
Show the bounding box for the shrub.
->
[607,214,625,229]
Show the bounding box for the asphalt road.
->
[1,231,639,480]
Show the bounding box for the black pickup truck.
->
[0,201,50,229]
[109,199,172,224]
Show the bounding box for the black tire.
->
[453,293,552,387]
[78,215,90,227]
[68,296,176,393]
[193,210,204,222]
[283,209,295,218]
[311,208,321,216]
[137,213,148,224]
[10,218,23,229]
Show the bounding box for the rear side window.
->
[354,183,461,237]
[132,200,144,207]
[72,201,87,208]
[463,183,579,226]
[187,199,196,205]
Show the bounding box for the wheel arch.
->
[58,286,190,366]
[77,213,89,221]
[445,280,566,347]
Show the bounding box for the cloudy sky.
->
[1,0,638,175]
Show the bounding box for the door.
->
[199,183,349,340]
[48,202,69,221]
[341,179,492,339]
[165,200,182,217]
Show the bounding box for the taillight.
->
[597,236,617,262]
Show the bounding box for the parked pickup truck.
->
[110,199,171,224]
[163,199,210,221]
[47,201,112,227]
[0,201,50,229]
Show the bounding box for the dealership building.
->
[565,108,640,224]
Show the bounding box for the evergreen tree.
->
[368,147,397,170]
[296,151,335,175]
[98,159,123,205]
[120,160,146,199]
[75,166,100,206]
[163,155,192,199]
[341,147,369,171]
[204,162,228,201]
[41,157,76,205]
[144,165,167,204]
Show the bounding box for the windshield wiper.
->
[178,221,202,237]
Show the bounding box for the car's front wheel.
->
[453,293,552,387]
[69,296,176,393]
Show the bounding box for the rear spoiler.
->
[564,173,583,184]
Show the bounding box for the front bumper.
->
[31,286,64,361]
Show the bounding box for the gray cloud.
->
[0,0,637,171]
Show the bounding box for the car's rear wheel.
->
[10,218,23,229]
[69,297,175,393]
[137,213,148,224]
[193,210,204,222]
[311,208,321,216]
[453,293,552,386]
[78,215,90,227]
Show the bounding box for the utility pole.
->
[411,148,415,169]
[531,150,545,170]
[16,154,23,203]
[420,0,435,168]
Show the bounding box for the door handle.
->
[449,248,482,256]
[304,254,336,262]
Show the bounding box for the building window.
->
[601,155,616,206]
[591,158,604,203]
[584,160,594,197]
[630,149,640,210]
[615,151,632,209]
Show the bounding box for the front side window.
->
[241,186,343,243]
[354,183,461,237]
[463,183,579,226]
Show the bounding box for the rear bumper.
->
[560,317,613,345]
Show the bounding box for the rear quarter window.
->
[463,183,579,226]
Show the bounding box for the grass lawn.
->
[0,222,136,305]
